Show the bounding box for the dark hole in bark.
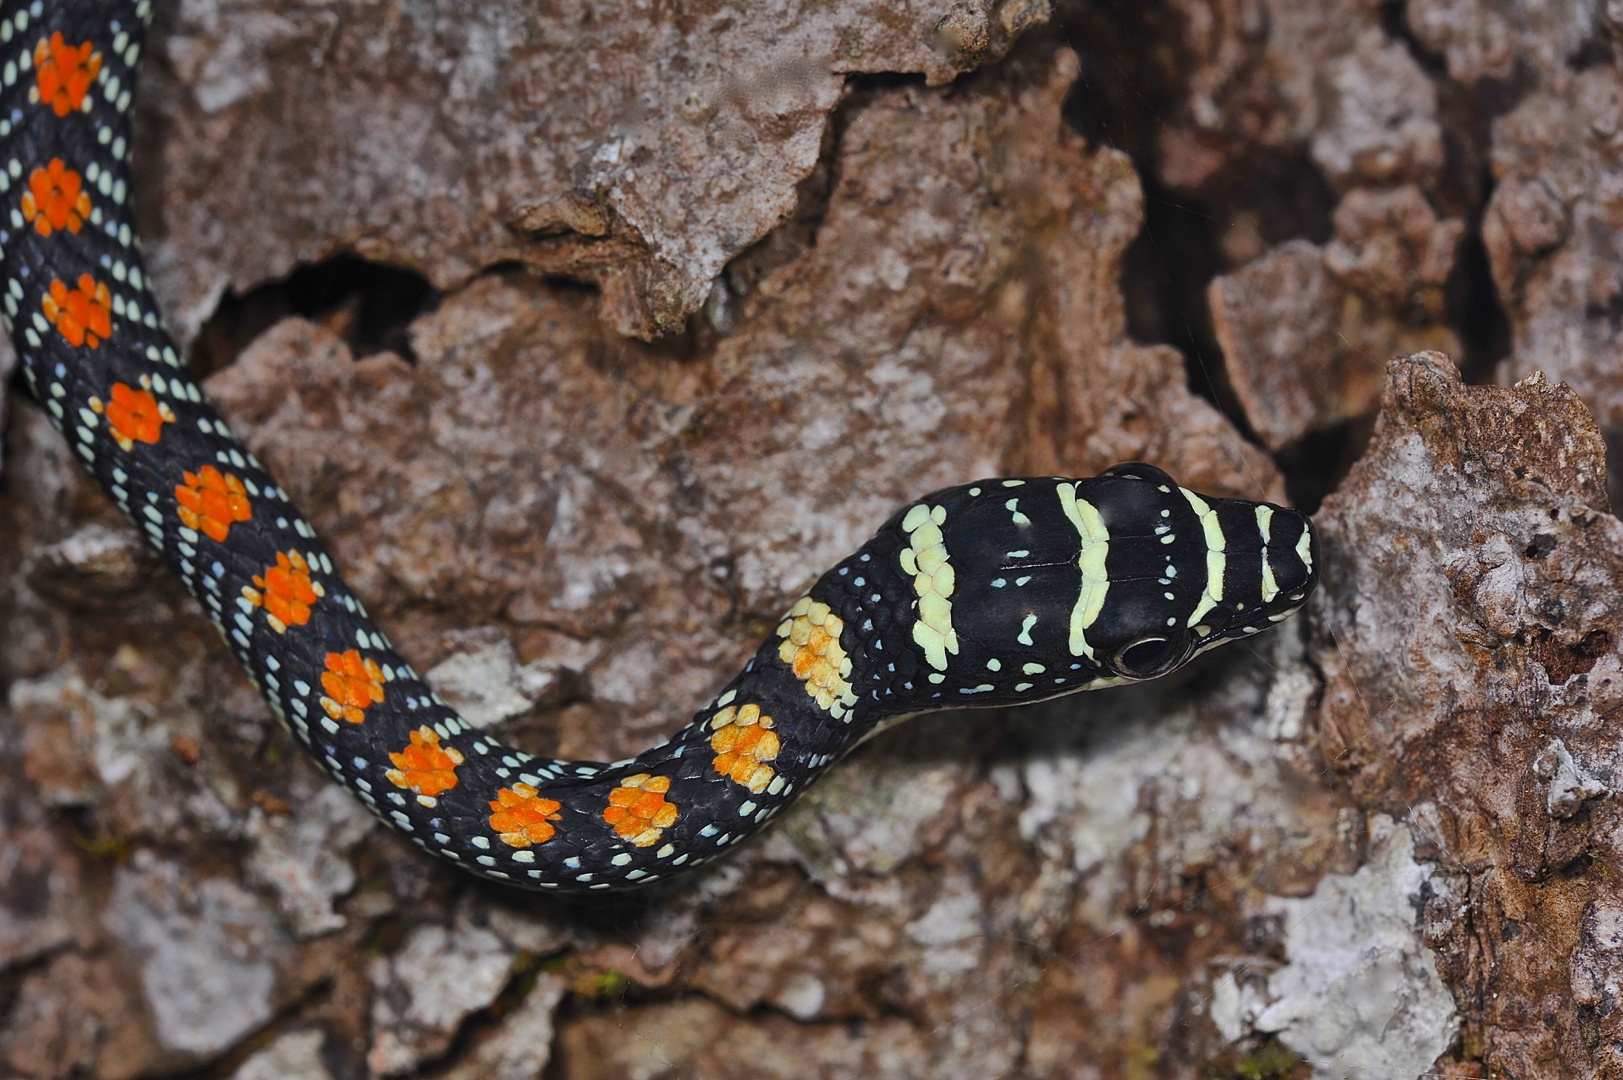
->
[1058,0,1528,519]
[1060,0,1234,415]
[1275,416,1377,516]
[1524,534,1558,559]
[1447,228,1513,384]
[1577,630,1613,662]
[1528,628,1613,683]
[1571,34,1618,72]
[190,254,437,378]
[1057,0,1348,499]
[1558,852,1596,880]
[1604,428,1623,518]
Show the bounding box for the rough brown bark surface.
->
[3,1,1623,1079]
[1312,353,1622,1078]
[139,0,1049,342]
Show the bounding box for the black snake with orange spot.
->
[0,0,1318,892]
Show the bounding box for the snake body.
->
[1,0,1319,892]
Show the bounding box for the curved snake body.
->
[0,0,1319,892]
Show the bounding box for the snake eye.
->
[1109,634,1194,680]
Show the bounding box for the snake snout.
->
[1265,507,1318,604]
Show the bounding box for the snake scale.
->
[0,0,1319,892]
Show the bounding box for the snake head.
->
[869,463,1319,705]
[1083,462,1319,681]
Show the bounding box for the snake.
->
[0,0,1319,893]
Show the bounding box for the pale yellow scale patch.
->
[1296,521,1314,573]
[900,503,958,671]
[777,597,859,721]
[1057,483,1110,659]
[1180,488,1227,628]
[1255,504,1279,603]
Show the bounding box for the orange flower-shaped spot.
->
[42,274,112,348]
[384,727,464,803]
[709,703,781,794]
[776,596,858,720]
[88,382,172,451]
[603,774,678,848]
[175,465,251,542]
[319,650,385,725]
[489,783,563,848]
[244,550,324,633]
[21,159,91,236]
[33,33,102,117]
